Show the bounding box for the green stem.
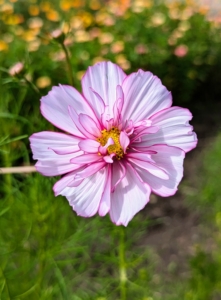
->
[119,226,127,300]
[61,43,74,86]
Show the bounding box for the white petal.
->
[134,145,185,197]
[40,85,96,137]
[148,106,198,152]
[29,131,82,176]
[98,165,111,216]
[121,70,172,124]
[82,61,126,117]
[110,163,151,226]
[60,167,108,217]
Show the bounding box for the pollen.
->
[97,127,124,160]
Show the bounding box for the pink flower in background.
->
[30,61,197,226]
[174,45,189,57]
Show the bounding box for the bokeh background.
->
[1,0,221,299]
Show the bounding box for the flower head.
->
[30,61,197,226]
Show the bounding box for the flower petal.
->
[149,106,197,152]
[121,70,172,124]
[29,131,82,176]
[68,106,95,139]
[98,165,111,216]
[40,85,96,137]
[78,139,100,153]
[110,163,151,226]
[134,145,185,197]
[120,131,130,153]
[70,153,102,164]
[53,168,83,196]
[134,124,197,154]
[127,154,169,180]
[79,113,101,138]
[60,167,108,217]
[111,161,126,192]
[82,61,126,114]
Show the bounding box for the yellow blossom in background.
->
[111,41,124,54]
[76,70,85,80]
[132,0,152,13]
[28,5,40,16]
[89,0,101,10]
[13,26,24,36]
[78,11,93,28]
[71,0,84,8]
[99,32,114,44]
[115,54,131,70]
[198,5,209,15]
[28,39,41,52]
[151,12,166,26]
[92,56,106,64]
[46,10,60,22]
[40,1,51,12]
[0,40,8,51]
[70,16,83,30]
[36,76,51,89]
[169,8,180,20]
[180,7,194,20]
[2,14,24,25]
[21,29,39,42]
[27,17,43,29]
[3,33,14,43]
[178,21,190,32]
[0,3,13,14]
[60,0,72,11]
[95,11,115,26]
[75,30,90,42]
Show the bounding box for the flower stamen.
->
[98,127,124,160]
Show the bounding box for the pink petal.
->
[61,167,108,217]
[53,168,83,196]
[120,131,130,153]
[111,161,126,192]
[98,165,111,216]
[82,61,126,116]
[70,153,101,164]
[113,85,124,125]
[121,70,172,124]
[103,155,114,163]
[29,131,82,176]
[134,125,197,153]
[74,161,106,179]
[68,106,95,139]
[110,163,151,226]
[149,106,198,152]
[78,139,100,153]
[79,113,101,138]
[40,85,96,137]
[89,87,105,121]
[127,157,169,180]
[131,126,159,142]
[68,162,106,187]
[134,144,185,197]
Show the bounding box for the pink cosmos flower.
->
[30,61,197,226]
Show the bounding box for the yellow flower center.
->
[97,127,124,160]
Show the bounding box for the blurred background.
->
[1,0,221,299]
